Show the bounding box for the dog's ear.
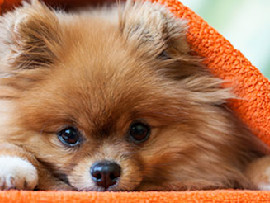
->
[0,0,62,70]
[119,0,189,60]
[120,1,233,104]
[119,1,206,80]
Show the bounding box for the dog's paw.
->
[246,156,270,191]
[0,156,38,190]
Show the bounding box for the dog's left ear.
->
[119,0,189,59]
[0,0,62,70]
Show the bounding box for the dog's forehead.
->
[52,22,157,106]
[43,56,156,127]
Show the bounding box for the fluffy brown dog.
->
[0,0,269,191]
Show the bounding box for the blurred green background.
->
[180,0,270,79]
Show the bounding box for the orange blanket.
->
[0,191,270,202]
[1,0,270,201]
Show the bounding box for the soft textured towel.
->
[167,0,270,147]
[0,0,270,202]
[1,191,270,202]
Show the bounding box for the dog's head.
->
[0,0,241,191]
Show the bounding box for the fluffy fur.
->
[0,0,269,191]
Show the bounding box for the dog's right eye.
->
[58,126,82,147]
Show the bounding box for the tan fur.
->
[0,0,268,191]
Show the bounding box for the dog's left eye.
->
[58,126,81,147]
[129,121,150,143]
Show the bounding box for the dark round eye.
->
[129,121,150,143]
[58,126,81,147]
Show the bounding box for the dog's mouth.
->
[56,173,70,185]
[54,172,77,190]
[54,172,122,191]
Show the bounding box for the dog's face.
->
[0,1,240,191]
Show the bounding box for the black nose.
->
[90,161,121,188]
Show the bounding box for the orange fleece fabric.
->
[0,191,270,202]
[1,0,270,202]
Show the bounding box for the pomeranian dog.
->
[0,0,269,191]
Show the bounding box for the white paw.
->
[258,183,270,190]
[0,156,38,190]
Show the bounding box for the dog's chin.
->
[68,183,136,191]
[73,182,140,191]
[75,185,123,191]
[66,178,138,191]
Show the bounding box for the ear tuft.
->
[119,0,189,59]
[0,0,62,70]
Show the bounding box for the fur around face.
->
[0,0,267,191]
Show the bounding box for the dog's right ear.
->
[0,0,62,71]
[119,0,189,60]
